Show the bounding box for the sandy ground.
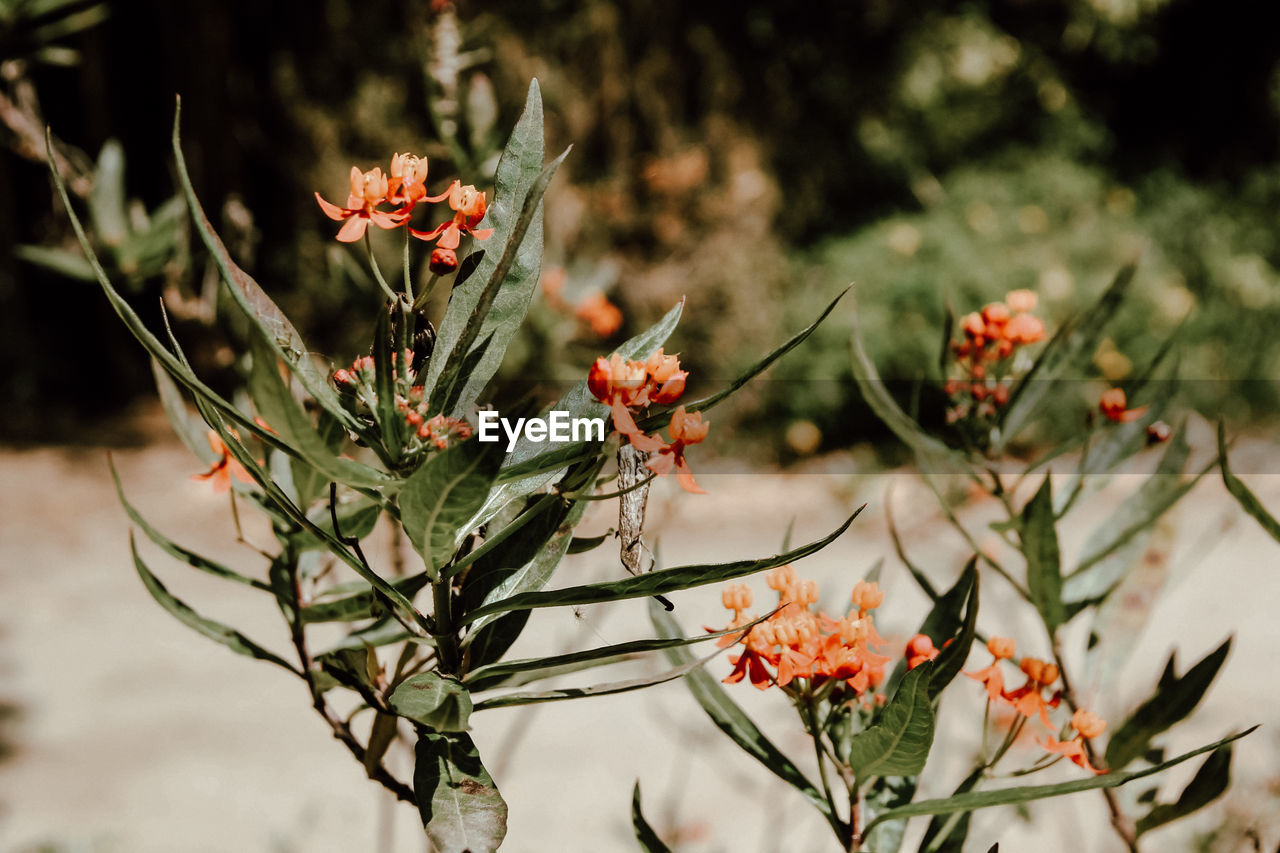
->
[3,416,1279,852]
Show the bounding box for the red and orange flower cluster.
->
[945,289,1045,422]
[316,153,492,274]
[964,637,1108,773]
[717,570,892,695]
[587,348,708,493]
[333,354,472,451]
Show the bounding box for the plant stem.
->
[801,697,849,848]
[1052,642,1139,852]
[364,231,398,301]
[282,546,415,804]
[402,228,414,303]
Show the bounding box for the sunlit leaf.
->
[848,663,935,781]
[389,672,473,732]
[1105,638,1232,770]
[130,535,296,674]
[1022,476,1065,634]
[861,728,1256,834]
[413,731,507,853]
[399,438,505,579]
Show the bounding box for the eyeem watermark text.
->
[477,410,606,451]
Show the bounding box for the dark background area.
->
[3,0,1278,449]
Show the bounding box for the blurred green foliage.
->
[3,0,1277,448]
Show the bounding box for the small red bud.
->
[429,247,458,275]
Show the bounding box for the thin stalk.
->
[445,493,561,579]
[411,273,441,312]
[1052,642,1139,852]
[802,698,848,847]
[402,228,414,302]
[364,231,398,301]
[920,470,1030,598]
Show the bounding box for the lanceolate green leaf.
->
[246,335,393,489]
[847,663,936,781]
[111,459,269,591]
[1135,746,1233,837]
[47,129,292,461]
[651,603,832,819]
[463,617,771,692]
[171,101,360,432]
[639,285,853,429]
[471,650,716,710]
[996,263,1137,449]
[300,574,430,623]
[850,305,967,474]
[861,728,1256,835]
[885,559,974,699]
[413,732,507,853]
[928,566,978,701]
[423,79,548,413]
[1218,421,1280,545]
[399,438,506,579]
[151,359,218,463]
[918,768,984,853]
[130,535,297,674]
[631,783,673,853]
[1022,476,1066,634]
[389,672,473,731]
[1105,637,1232,770]
[461,508,862,625]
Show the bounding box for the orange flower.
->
[1006,289,1038,313]
[1003,313,1044,344]
[574,292,624,337]
[1099,387,1147,423]
[315,166,409,242]
[646,406,710,493]
[964,636,1016,702]
[387,152,447,210]
[645,348,688,405]
[410,181,494,249]
[1002,657,1061,728]
[191,430,254,493]
[1039,709,1108,774]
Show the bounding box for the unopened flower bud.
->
[430,247,458,274]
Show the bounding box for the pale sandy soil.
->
[2,414,1279,852]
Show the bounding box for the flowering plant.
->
[51,81,861,851]
[636,272,1262,851]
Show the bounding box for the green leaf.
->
[928,564,979,701]
[1135,746,1233,837]
[885,558,974,699]
[151,359,220,464]
[389,672,473,732]
[918,768,983,853]
[631,783,673,853]
[996,263,1136,449]
[413,731,507,853]
[462,508,863,625]
[850,304,967,474]
[46,128,291,461]
[111,458,268,591]
[567,533,610,554]
[1105,638,1232,770]
[461,495,586,663]
[287,497,383,553]
[1022,476,1065,634]
[363,712,399,778]
[463,617,769,692]
[471,648,718,710]
[399,438,506,579]
[130,534,296,674]
[651,603,832,819]
[300,574,430,624]
[172,101,361,432]
[13,243,98,281]
[847,663,935,781]
[372,304,404,461]
[88,138,128,245]
[1219,421,1280,545]
[862,728,1256,835]
[424,79,551,414]
[246,335,393,489]
[641,285,853,427]
[1067,421,1205,594]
